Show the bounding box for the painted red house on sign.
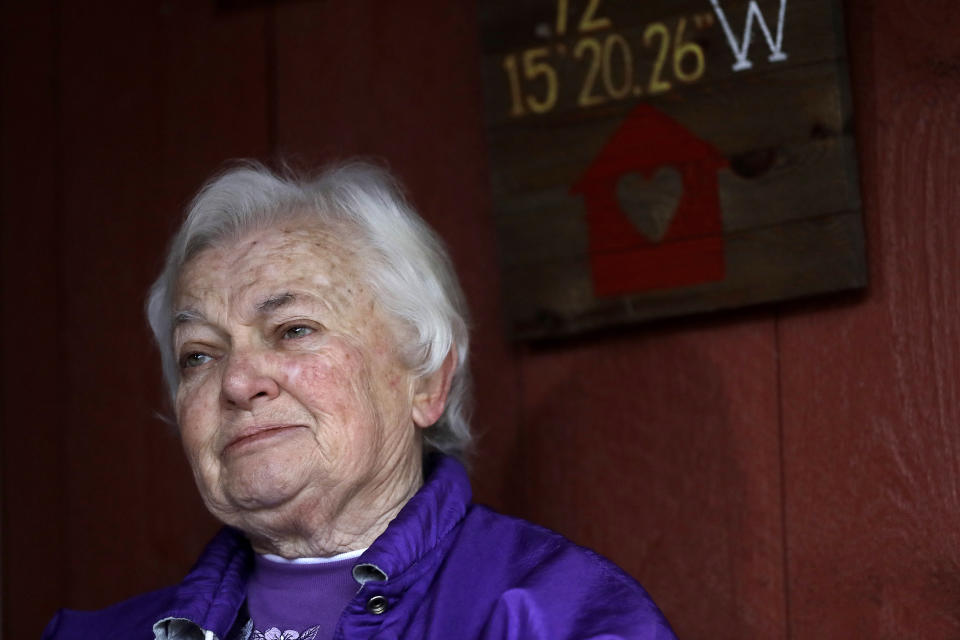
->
[572,103,728,297]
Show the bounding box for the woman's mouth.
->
[224,424,305,453]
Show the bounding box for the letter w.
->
[709,0,789,71]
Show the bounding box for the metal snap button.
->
[366,595,388,615]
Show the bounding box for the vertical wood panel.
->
[57,2,170,608]
[273,0,523,506]
[27,0,270,622]
[8,1,960,638]
[780,0,960,636]
[517,319,785,639]
[1,3,68,637]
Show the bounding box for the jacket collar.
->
[153,455,471,637]
[352,454,471,586]
[154,526,253,639]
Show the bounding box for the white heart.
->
[616,167,683,243]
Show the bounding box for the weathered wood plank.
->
[0,3,68,637]
[480,0,864,339]
[779,0,960,636]
[502,210,865,338]
[481,0,846,127]
[493,135,861,267]
[488,62,853,196]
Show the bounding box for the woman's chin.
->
[221,462,311,512]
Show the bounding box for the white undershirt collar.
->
[259,548,367,565]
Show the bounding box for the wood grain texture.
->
[515,318,786,639]
[779,0,960,636]
[3,1,959,639]
[495,136,861,260]
[0,4,68,637]
[43,0,270,617]
[481,0,865,338]
[480,0,845,126]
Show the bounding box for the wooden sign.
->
[479,0,865,339]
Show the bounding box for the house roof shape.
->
[572,103,726,193]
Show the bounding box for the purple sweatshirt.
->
[246,551,359,638]
[43,455,676,639]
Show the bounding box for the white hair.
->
[146,161,473,460]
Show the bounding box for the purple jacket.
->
[44,456,676,639]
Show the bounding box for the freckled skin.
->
[172,223,448,558]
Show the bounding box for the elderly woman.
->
[44,163,676,640]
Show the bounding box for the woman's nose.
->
[220,350,280,409]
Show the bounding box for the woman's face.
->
[171,223,424,545]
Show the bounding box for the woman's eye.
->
[181,352,212,369]
[282,325,315,340]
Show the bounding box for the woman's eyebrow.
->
[255,292,299,314]
[173,308,206,326]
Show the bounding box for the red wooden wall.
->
[3,1,959,638]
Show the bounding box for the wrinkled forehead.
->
[185,217,363,276]
[174,221,373,308]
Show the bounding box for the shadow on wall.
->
[501,321,781,638]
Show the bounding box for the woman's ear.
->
[411,348,457,428]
